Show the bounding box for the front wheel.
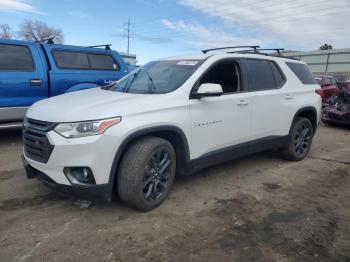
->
[281,117,314,161]
[117,137,176,211]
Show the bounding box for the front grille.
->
[26,118,56,131]
[23,118,56,163]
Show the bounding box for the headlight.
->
[54,117,121,138]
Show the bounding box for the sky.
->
[0,0,349,64]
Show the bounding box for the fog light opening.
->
[64,167,96,185]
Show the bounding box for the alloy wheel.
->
[143,148,172,201]
[293,124,311,156]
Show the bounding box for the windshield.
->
[105,60,203,94]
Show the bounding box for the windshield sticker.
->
[177,60,199,66]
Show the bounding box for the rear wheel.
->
[281,117,314,161]
[117,137,176,211]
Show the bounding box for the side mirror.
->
[194,83,223,98]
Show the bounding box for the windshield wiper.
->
[125,71,140,93]
[146,72,156,94]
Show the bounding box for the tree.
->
[320,44,333,50]
[0,24,14,39]
[18,19,64,43]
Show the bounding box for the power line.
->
[128,7,350,50]
[138,1,344,33]
[135,3,350,35]
[117,1,349,50]
[135,0,344,31]
[135,0,282,29]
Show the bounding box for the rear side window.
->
[286,62,317,84]
[0,44,35,71]
[245,59,279,91]
[271,62,285,87]
[88,53,119,70]
[52,50,119,71]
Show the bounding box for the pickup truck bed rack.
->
[87,44,112,50]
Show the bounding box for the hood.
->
[27,88,170,122]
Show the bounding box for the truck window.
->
[0,44,35,71]
[88,53,120,71]
[52,50,119,71]
[245,59,276,91]
[286,62,317,85]
[53,50,90,69]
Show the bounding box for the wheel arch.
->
[108,125,191,187]
[65,82,100,93]
[292,106,318,133]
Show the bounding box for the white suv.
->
[22,46,322,211]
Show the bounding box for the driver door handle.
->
[237,99,249,106]
[30,79,43,86]
[284,94,293,100]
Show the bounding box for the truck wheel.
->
[117,137,176,211]
[281,117,314,161]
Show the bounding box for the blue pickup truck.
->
[0,39,133,128]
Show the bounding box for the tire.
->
[117,136,176,211]
[281,117,314,161]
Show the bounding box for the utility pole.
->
[124,18,134,54]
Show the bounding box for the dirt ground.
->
[0,125,349,262]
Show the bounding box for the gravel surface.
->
[0,125,349,262]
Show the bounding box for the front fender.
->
[65,83,100,93]
[107,125,191,185]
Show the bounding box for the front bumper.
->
[23,128,121,185]
[22,124,123,202]
[23,155,113,201]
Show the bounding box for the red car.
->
[322,83,350,125]
[315,76,340,104]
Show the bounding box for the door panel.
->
[189,93,253,159]
[0,43,47,110]
[249,89,294,139]
[241,58,290,139]
[48,70,126,96]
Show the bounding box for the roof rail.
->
[202,45,260,54]
[256,48,285,55]
[87,44,112,50]
[256,48,300,60]
[227,49,258,54]
[228,48,284,55]
[202,46,300,60]
[231,48,300,60]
